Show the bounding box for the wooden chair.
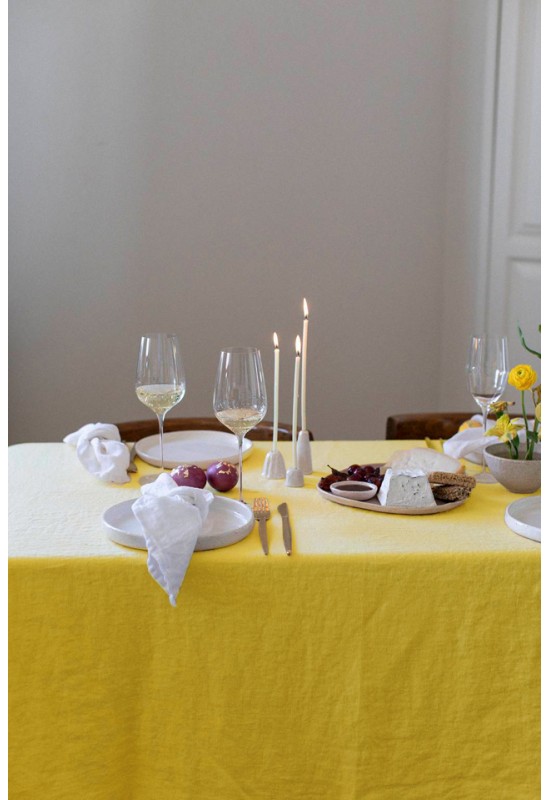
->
[116,417,314,442]
[385,413,474,441]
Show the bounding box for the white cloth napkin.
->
[132,474,213,606]
[443,414,535,464]
[443,415,500,464]
[64,422,130,483]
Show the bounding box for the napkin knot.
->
[64,422,130,483]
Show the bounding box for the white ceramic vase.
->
[484,444,541,494]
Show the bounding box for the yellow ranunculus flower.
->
[485,414,523,443]
[535,402,541,422]
[508,364,538,391]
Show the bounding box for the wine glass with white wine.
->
[136,333,186,483]
[213,347,268,503]
[466,334,508,483]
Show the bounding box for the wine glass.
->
[136,334,186,483]
[213,347,268,503]
[466,334,508,483]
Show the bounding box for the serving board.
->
[316,461,469,516]
[317,485,467,514]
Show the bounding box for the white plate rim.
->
[504,496,541,542]
[134,429,253,469]
[102,495,254,551]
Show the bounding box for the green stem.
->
[527,417,539,461]
[517,325,541,359]
[520,390,530,459]
[521,390,539,461]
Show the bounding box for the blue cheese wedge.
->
[378,469,436,508]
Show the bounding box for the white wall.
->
[438,0,499,410]
[439,0,541,409]
[10,1,483,444]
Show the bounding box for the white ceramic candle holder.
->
[285,466,304,487]
[296,430,312,474]
[262,449,287,479]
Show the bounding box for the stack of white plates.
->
[103,495,254,551]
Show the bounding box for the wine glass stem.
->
[157,413,165,471]
[237,434,244,502]
[481,404,488,473]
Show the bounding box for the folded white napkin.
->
[132,474,213,606]
[443,414,533,463]
[442,415,500,464]
[64,422,130,483]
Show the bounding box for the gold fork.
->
[253,497,271,556]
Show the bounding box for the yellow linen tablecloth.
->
[9,441,540,799]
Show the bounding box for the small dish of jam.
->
[329,481,378,501]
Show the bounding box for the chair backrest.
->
[116,417,314,442]
[385,413,474,440]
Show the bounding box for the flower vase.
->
[484,444,541,493]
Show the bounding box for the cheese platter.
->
[316,483,468,515]
[317,458,474,516]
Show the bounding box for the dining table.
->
[8,438,540,800]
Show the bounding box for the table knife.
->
[277,502,292,555]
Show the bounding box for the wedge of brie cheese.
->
[378,469,436,508]
[384,448,463,474]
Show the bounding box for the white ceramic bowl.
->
[330,481,378,500]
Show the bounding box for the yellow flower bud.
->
[489,400,514,415]
[508,364,537,391]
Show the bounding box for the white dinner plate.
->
[505,496,541,543]
[103,496,255,551]
[135,430,253,469]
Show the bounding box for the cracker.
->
[432,485,470,502]
[428,471,476,489]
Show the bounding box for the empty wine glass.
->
[213,347,268,503]
[466,334,508,483]
[136,334,186,483]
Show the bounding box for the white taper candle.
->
[301,299,309,431]
[292,336,301,467]
[272,333,279,452]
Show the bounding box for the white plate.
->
[505,496,541,542]
[135,430,253,469]
[103,496,254,551]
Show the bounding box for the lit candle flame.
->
[295,335,301,356]
[303,298,309,319]
[273,332,279,349]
